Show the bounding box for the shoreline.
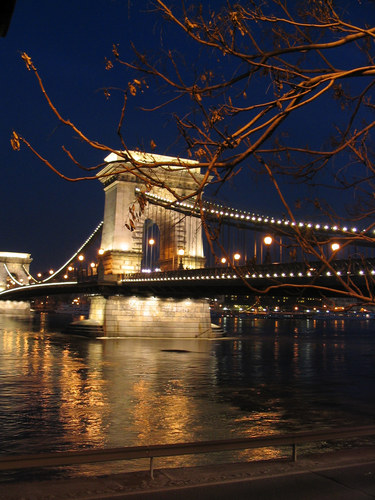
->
[1,445,375,499]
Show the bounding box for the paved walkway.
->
[1,446,375,499]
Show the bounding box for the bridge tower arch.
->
[141,218,160,271]
[97,151,207,276]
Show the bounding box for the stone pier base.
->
[89,295,212,338]
[0,300,31,316]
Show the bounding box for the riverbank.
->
[1,445,375,499]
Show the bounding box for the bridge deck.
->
[1,259,374,300]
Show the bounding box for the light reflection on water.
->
[0,313,374,480]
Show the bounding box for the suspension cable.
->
[22,222,103,284]
[3,263,24,286]
[41,221,103,282]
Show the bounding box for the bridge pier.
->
[0,299,30,316]
[89,295,212,338]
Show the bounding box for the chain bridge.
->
[1,151,374,337]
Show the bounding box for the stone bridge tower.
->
[97,151,207,277]
[0,252,32,316]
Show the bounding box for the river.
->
[0,312,374,481]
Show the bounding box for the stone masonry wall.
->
[90,295,212,338]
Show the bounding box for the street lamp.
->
[149,238,155,271]
[331,242,340,252]
[263,235,273,264]
[264,236,273,246]
[221,257,227,265]
[90,262,96,276]
[77,254,85,280]
[233,253,241,265]
[178,248,185,270]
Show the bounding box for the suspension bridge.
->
[1,151,374,337]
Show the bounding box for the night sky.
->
[1,1,161,272]
[0,1,373,273]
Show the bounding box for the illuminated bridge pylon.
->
[0,251,32,291]
[98,151,208,276]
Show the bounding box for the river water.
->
[0,313,374,481]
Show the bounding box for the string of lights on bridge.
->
[39,221,103,283]
[121,264,375,284]
[138,188,372,236]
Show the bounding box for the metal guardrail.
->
[0,426,374,480]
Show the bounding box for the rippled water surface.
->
[0,313,374,479]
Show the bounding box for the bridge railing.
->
[0,425,374,480]
[122,257,375,282]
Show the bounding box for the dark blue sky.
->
[0,1,373,272]
[1,1,157,272]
